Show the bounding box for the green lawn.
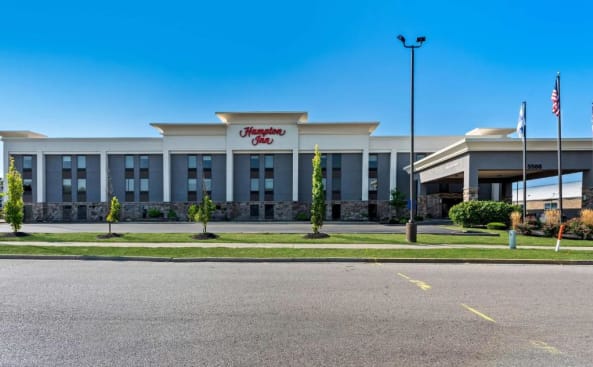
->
[0,230,590,247]
[0,245,592,260]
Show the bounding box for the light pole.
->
[397,34,426,243]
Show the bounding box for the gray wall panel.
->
[211,155,226,202]
[342,153,362,200]
[108,155,125,202]
[274,154,292,201]
[298,154,313,202]
[233,154,250,202]
[149,155,163,202]
[171,155,188,202]
[396,152,411,201]
[377,153,390,200]
[86,155,101,202]
[45,155,62,203]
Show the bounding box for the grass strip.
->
[1,245,593,260]
[0,231,591,247]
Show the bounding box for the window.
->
[125,178,135,201]
[369,154,378,169]
[332,154,341,200]
[544,202,558,210]
[23,156,33,170]
[77,156,86,170]
[62,156,72,170]
[368,154,378,200]
[250,155,259,169]
[188,155,197,169]
[264,155,274,169]
[250,178,259,201]
[203,155,212,169]
[140,178,149,192]
[140,178,149,202]
[369,178,378,191]
[265,178,274,191]
[140,155,149,170]
[203,178,212,192]
[188,178,197,201]
[188,178,197,192]
[125,155,134,169]
[125,179,135,192]
[63,178,72,201]
[77,178,87,201]
[416,153,427,161]
[250,178,259,192]
[23,179,33,193]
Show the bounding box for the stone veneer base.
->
[23,200,393,223]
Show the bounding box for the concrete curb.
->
[1,254,592,265]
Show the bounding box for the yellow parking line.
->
[410,279,431,291]
[530,340,562,355]
[397,273,431,291]
[460,303,496,323]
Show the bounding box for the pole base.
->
[406,222,417,243]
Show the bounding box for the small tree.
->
[310,145,325,234]
[106,196,121,235]
[390,188,406,218]
[195,194,215,234]
[187,204,198,222]
[5,156,24,234]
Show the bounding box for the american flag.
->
[551,76,560,117]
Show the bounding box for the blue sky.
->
[1,0,592,178]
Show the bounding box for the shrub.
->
[167,209,178,220]
[147,208,163,218]
[510,211,522,230]
[486,222,507,230]
[580,209,593,227]
[543,209,560,226]
[295,211,310,221]
[564,217,593,240]
[187,204,198,222]
[448,201,519,227]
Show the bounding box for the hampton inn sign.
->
[239,126,287,146]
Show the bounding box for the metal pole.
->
[556,73,563,223]
[398,35,424,242]
[406,46,417,242]
[522,101,527,222]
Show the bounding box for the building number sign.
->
[239,126,286,146]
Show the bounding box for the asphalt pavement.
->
[10,220,458,234]
[1,261,591,366]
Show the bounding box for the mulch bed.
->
[1,232,30,238]
[96,233,124,239]
[303,233,330,239]
[192,233,219,240]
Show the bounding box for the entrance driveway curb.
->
[1,254,592,265]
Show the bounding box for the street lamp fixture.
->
[397,34,426,243]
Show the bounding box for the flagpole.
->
[556,73,563,222]
[522,101,527,222]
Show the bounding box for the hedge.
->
[449,201,519,227]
